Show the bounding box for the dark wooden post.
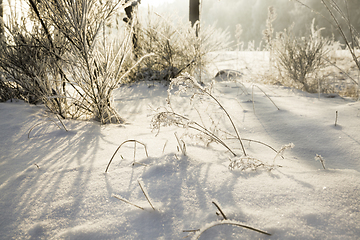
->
[189,0,200,36]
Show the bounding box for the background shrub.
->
[126,11,231,83]
[0,12,67,117]
[273,20,331,93]
[0,0,141,124]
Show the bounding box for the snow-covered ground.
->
[1,52,360,239]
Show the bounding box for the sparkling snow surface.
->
[0,52,359,239]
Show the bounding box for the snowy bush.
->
[273,20,331,93]
[292,0,360,98]
[40,0,141,124]
[127,10,231,82]
[0,0,146,124]
[152,73,292,171]
[152,73,246,157]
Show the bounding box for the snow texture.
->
[0,51,359,239]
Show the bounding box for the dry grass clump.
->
[273,20,331,93]
[125,11,231,83]
[0,12,67,115]
[289,0,360,98]
[0,0,145,124]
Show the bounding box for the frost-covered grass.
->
[0,51,360,239]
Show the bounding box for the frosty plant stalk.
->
[105,140,148,172]
[193,221,271,239]
[315,154,326,170]
[28,113,68,139]
[153,73,247,157]
[251,84,280,113]
[185,201,271,238]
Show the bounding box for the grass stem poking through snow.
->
[183,229,200,233]
[212,201,228,220]
[335,111,338,126]
[193,221,271,239]
[175,132,187,156]
[229,156,266,171]
[28,117,66,139]
[226,135,284,158]
[252,85,280,113]
[112,195,145,210]
[274,143,295,164]
[152,111,237,156]
[156,73,246,156]
[315,154,326,170]
[162,140,168,154]
[53,113,68,132]
[138,180,155,211]
[105,140,149,172]
[133,141,137,165]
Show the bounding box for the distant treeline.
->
[149,0,360,49]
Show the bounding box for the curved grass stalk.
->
[167,74,247,156]
[105,140,149,172]
[194,221,271,239]
[203,89,247,156]
[252,84,280,113]
[228,137,284,158]
[154,111,237,156]
[212,201,227,220]
[28,119,62,139]
[188,125,237,156]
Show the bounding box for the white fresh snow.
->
[1,51,359,239]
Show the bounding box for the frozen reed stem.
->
[212,201,228,220]
[138,180,156,211]
[105,140,148,172]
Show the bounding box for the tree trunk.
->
[0,0,4,41]
[189,0,200,36]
